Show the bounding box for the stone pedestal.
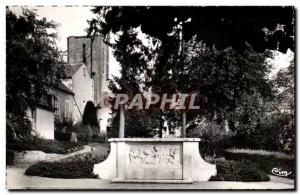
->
[93,138,216,183]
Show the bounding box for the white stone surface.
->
[93,138,216,183]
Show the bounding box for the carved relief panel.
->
[128,143,181,165]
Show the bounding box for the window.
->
[65,100,70,118]
[83,67,86,77]
[54,97,60,115]
[82,44,86,64]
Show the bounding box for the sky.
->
[9,6,122,78]
[9,6,294,80]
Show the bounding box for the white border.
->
[0,1,299,195]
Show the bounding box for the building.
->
[67,36,111,135]
[27,35,111,139]
[52,82,75,119]
[62,63,94,122]
[67,36,110,103]
[27,99,55,140]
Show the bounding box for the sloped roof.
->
[54,82,74,95]
[66,64,84,77]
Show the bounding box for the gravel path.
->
[6,167,294,190]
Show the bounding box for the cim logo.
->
[271,168,292,177]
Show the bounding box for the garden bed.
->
[224,148,294,179]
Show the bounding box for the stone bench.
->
[93,138,216,183]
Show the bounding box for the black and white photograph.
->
[4,4,296,190]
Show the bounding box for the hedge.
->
[25,161,98,178]
[224,149,294,179]
[209,159,270,182]
[25,151,106,178]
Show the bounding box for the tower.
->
[67,36,109,104]
[68,36,111,135]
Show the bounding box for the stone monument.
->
[93,138,216,183]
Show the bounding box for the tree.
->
[82,101,99,128]
[88,6,294,137]
[88,7,294,67]
[109,108,158,138]
[6,8,68,139]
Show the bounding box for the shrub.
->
[70,124,101,143]
[54,131,71,141]
[25,161,97,178]
[82,101,99,128]
[25,151,107,178]
[6,112,32,142]
[224,148,295,179]
[209,159,270,182]
[54,117,74,132]
[7,136,83,154]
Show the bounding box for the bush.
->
[54,117,74,132]
[82,101,99,128]
[209,159,270,182]
[25,151,107,178]
[54,131,71,141]
[70,123,103,143]
[25,161,97,178]
[224,148,295,179]
[7,136,83,154]
[6,112,32,142]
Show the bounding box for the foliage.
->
[25,151,107,178]
[6,112,32,142]
[82,101,100,128]
[187,117,236,157]
[272,60,295,154]
[54,116,74,132]
[89,7,294,53]
[88,7,294,140]
[87,7,293,136]
[7,136,83,154]
[54,131,71,141]
[6,8,69,138]
[221,59,295,153]
[70,123,102,143]
[109,109,159,138]
[25,161,97,178]
[209,159,270,182]
[224,149,294,179]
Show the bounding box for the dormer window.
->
[82,44,86,64]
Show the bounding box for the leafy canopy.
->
[6,8,68,116]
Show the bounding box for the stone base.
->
[93,138,216,183]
